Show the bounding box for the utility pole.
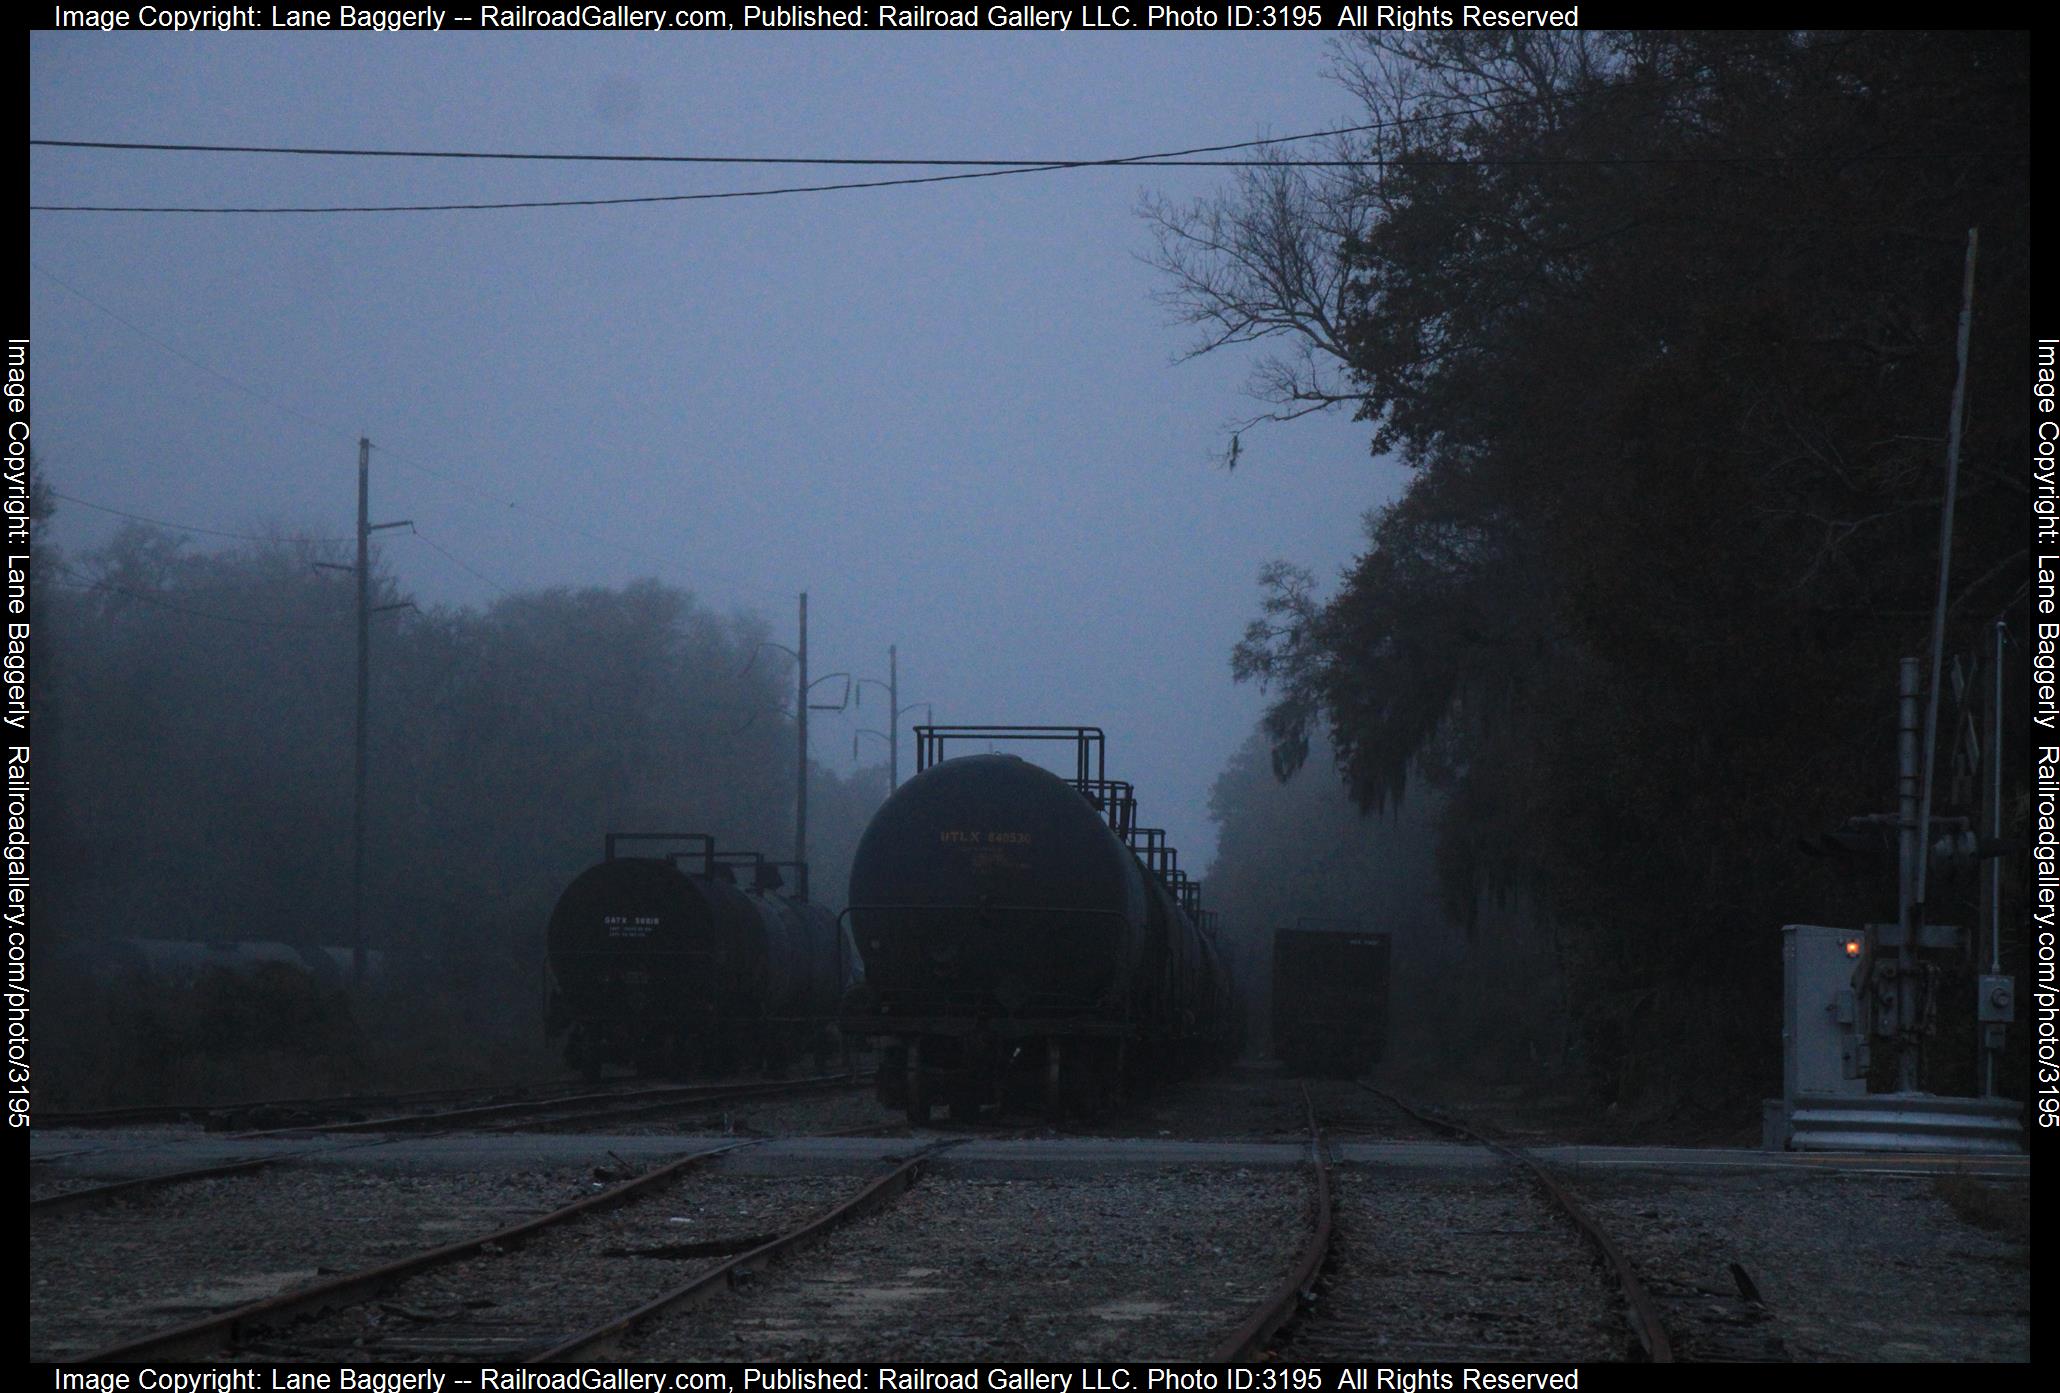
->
[752,598,847,907]
[354,439,370,990]
[854,647,928,795]
[795,591,808,902]
[347,439,412,987]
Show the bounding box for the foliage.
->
[31,483,886,1100]
[1163,33,2029,1106]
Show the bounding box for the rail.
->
[533,1138,971,1361]
[1358,1083,1675,1363]
[82,1139,760,1362]
[1209,1083,1333,1360]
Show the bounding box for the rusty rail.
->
[533,1139,966,1361]
[36,1078,590,1131]
[226,1069,869,1139]
[30,1157,285,1216]
[83,1138,758,1362]
[1359,1083,1675,1363]
[1209,1084,1333,1360]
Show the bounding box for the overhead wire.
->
[27,71,1813,216]
[49,488,353,544]
[46,559,346,632]
[31,263,789,610]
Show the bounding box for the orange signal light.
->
[1845,940,1862,958]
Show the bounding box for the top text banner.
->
[41,3,1585,31]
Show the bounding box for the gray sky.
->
[29,31,1408,870]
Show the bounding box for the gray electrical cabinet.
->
[1782,923,1868,1101]
[1768,924,1866,1149]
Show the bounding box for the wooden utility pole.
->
[349,439,412,986]
[887,643,898,791]
[795,591,808,903]
[353,439,370,988]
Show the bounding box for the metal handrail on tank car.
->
[1129,826,1171,877]
[837,902,1138,1020]
[1126,827,1204,915]
[910,726,1143,840]
[604,831,714,865]
[1075,777,1137,837]
[913,725,1105,785]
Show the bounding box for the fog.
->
[29,32,1409,872]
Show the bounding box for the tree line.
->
[29,472,886,1101]
[1178,32,2029,1110]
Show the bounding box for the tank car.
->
[545,833,853,1079]
[39,937,368,1060]
[840,726,1239,1122]
[1271,920,1391,1076]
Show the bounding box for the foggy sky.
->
[28,31,1410,870]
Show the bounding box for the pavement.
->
[29,1126,2033,1185]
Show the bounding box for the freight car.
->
[39,937,370,1061]
[1271,919,1391,1076]
[545,833,853,1078]
[840,726,1239,1123]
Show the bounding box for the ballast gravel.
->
[622,1168,1309,1362]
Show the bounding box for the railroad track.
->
[69,1134,955,1363]
[1209,1083,1331,1359]
[1232,1080,1672,1363]
[31,1074,874,1219]
[35,1078,594,1131]
[70,1138,758,1361]
[227,1070,873,1139]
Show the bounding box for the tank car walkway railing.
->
[914,725,1105,785]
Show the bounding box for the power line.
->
[32,262,362,442]
[16,69,1791,177]
[24,154,1282,215]
[47,560,344,631]
[23,75,1752,216]
[30,145,2022,216]
[33,264,787,608]
[49,488,352,544]
[410,530,517,599]
[26,126,1386,167]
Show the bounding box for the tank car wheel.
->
[877,1045,909,1107]
[904,1077,933,1126]
[904,1042,933,1125]
[1075,1045,1114,1121]
[1043,1042,1066,1125]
